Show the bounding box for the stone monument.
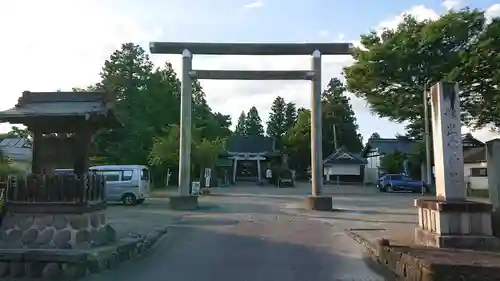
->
[414,82,499,250]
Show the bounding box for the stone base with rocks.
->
[347,231,500,281]
[0,211,114,250]
[0,226,167,280]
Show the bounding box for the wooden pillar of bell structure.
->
[414,81,500,250]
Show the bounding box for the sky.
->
[1,0,500,142]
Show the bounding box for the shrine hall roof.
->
[0,91,122,128]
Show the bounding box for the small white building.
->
[323,148,365,183]
[462,134,487,191]
[0,138,32,172]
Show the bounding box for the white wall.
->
[465,162,488,190]
[324,165,360,176]
[364,149,381,184]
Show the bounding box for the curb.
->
[345,230,379,257]
[345,229,500,281]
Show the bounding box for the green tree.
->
[234,111,247,136]
[284,109,311,174]
[369,132,381,139]
[193,137,226,181]
[322,78,363,155]
[380,151,407,174]
[284,102,298,133]
[92,43,158,164]
[266,96,287,147]
[149,125,180,169]
[344,8,496,137]
[7,126,31,139]
[245,106,264,136]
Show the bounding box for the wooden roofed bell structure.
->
[0,91,122,213]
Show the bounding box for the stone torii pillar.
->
[414,81,499,250]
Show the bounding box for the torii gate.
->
[150,42,352,210]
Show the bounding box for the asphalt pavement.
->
[84,185,401,281]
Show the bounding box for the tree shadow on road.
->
[82,224,397,281]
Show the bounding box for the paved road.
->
[84,187,398,281]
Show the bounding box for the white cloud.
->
[243,0,263,9]
[486,4,500,19]
[1,1,499,143]
[442,0,464,11]
[376,5,439,32]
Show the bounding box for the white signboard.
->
[191,181,201,195]
[204,168,212,188]
[204,168,211,178]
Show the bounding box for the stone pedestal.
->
[0,211,116,250]
[303,196,332,211]
[414,198,500,250]
[168,195,198,210]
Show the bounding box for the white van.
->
[89,165,150,205]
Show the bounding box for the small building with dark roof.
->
[461,133,487,191]
[362,137,422,184]
[323,147,366,183]
[362,133,488,186]
[216,135,281,184]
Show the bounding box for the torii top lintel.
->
[149,42,353,56]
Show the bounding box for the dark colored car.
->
[278,169,295,187]
[378,174,429,193]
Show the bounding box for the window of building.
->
[470,167,487,177]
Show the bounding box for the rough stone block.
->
[34,215,55,229]
[53,230,71,249]
[62,263,87,279]
[36,228,55,245]
[2,215,17,229]
[18,215,34,230]
[85,245,118,274]
[21,228,39,244]
[116,238,140,261]
[25,261,45,278]
[53,216,68,230]
[0,261,9,277]
[303,196,332,211]
[42,262,62,279]
[168,195,198,210]
[9,261,24,278]
[90,213,100,228]
[70,215,89,230]
[6,229,22,243]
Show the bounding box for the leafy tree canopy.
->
[245,106,264,136]
[321,78,363,154]
[344,8,499,137]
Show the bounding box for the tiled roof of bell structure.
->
[0,91,122,128]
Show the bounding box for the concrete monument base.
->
[168,195,198,210]
[414,198,500,250]
[303,196,332,211]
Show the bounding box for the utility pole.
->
[424,82,433,189]
[332,124,338,151]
